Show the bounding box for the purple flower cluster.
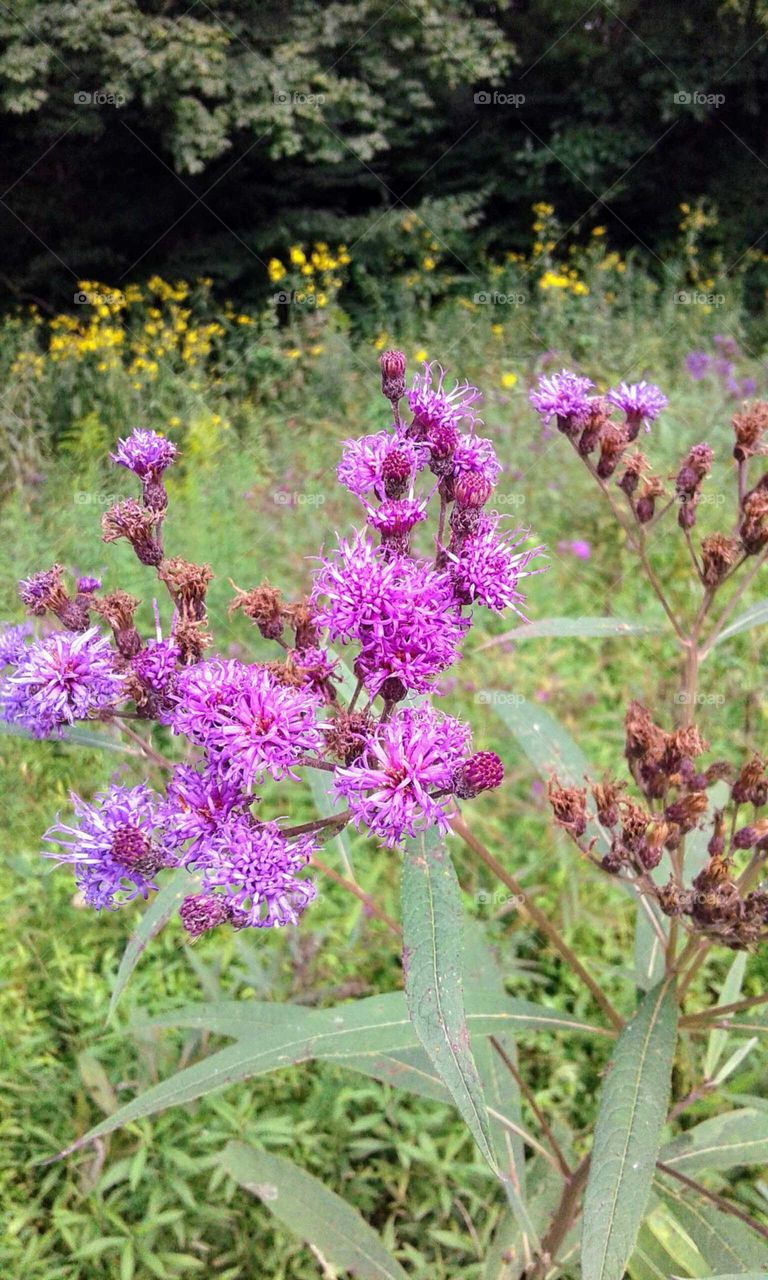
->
[685,336,759,400]
[530,370,667,441]
[11,359,541,935]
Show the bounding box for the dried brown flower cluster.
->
[549,704,768,950]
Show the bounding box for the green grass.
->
[2,299,768,1277]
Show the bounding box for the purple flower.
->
[452,435,502,487]
[111,428,178,478]
[199,816,316,928]
[606,381,668,432]
[18,565,67,617]
[337,431,422,498]
[366,498,427,543]
[314,535,468,694]
[132,638,181,694]
[2,627,122,737]
[77,576,102,594]
[714,334,740,358]
[333,706,470,847]
[160,763,250,864]
[171,661,322,784]
[408,363,481,436]
[44,782,167,909]
[0,620,32,666]
[741,377,758,398]
[685,351,711,380]
[449,525,545,614]
[558,538,592,560]
[529,370,594,425]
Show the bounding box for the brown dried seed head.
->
[733,401,768,461]
[548,777,588,839]
[229,581,284,639]
[700,533,739,587]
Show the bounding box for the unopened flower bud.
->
[180,893,233,938]
[379,675,407,705]
[110,824,165,877]
[380,350,406,403]
[454,472,493,509]
[452,751,504,799]
[381,448,413,499]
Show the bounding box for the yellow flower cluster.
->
[267,242,350,309]
[539,269,589,296]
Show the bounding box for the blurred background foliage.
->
[1,0,768,307]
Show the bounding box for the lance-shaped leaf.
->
[704,950,747,1079]
[109,867,197,1019]
[401,825,498,1174]
[708,599,768,648]
[221,1142,408,1280]
[487,693,609,852]
[478,616,663,650]
[659,1107,768,1173]
[581,978,678,1280]
[655,1177,768,1274]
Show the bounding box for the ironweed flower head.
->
[19,563,90,631]
[45,783,168,909]
[337,430,423,499]
[2,627,122,737]
[198,816,317,929]
[606,381,668,439]
[0,620,32,666]
[408,362,481,437]
[334,706,470,847]
[111,428,178,511]
[529,370,594,433]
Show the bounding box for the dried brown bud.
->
[577,398,610,457]
[229,581,284,640]
[700,534,739,587]
[739,489,768,554]
[102,500,163,566]
[174,616,212,664]
[596,424,628,480]
[283,600,319,650]
[733,401,768,462]
[160,557,213,621]
[18,563,90,631]
[590,778,625,827]
[92,590,142,658]
[625,701,665,763]
[617,450,648,497]
[548,777,588,840]
[732,753,768,807]
[675,442,714,499]
[324,709,375,765]
[664,791,708,835]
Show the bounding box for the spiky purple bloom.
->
[199,816,316,928]
[366,498,427,539]
[0,620,32,666]
[449,524,544,615]
[337,431,422,498]
[333,707,470,847]
[313,534,468,693]
[44,782,167,909]
[529,370,594,425]
[408,363,482,436]
[132,638,181,694]
[111,428,178,478]
[171,661,322,784]
[2,627,122,736]
[160,763,250,864]
[606,381,668,432]
[18,565,66,616]
[452,435,502,487]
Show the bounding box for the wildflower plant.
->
[5,354,768,1279]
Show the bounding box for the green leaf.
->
[487,693,609,852]
[704,951,747,1079]
[709,599,768,648]
[582,978,679,1280]
[221,1142,408,1280]
[59,990,607,1157]
[306,766,355,878]
[0,721,134,752]
[656,1178,768,1274]
[108,868,195,1020]
[401,825,498,1175]
[660,1108,768,1173]
[479,616,663,649]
